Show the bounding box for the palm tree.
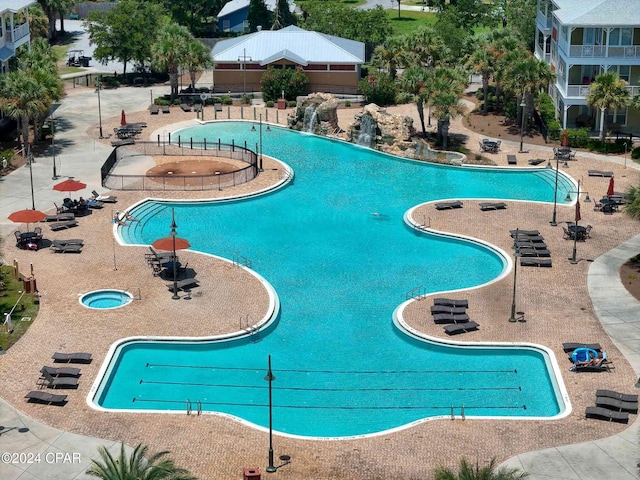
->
[434,457,528,480]
[408,26,447,69]
[184,39,213,91]
[400,66,430,135]
[430,67,468,150]
[465,36,494,115]
[87,443,197,480]
[623,184,640,220]
[151,22,192,102]
[586,72,631,141]
[371,36,406,79]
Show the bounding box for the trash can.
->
[277,99,286,110]
[22,277,37,293]
[243,467,261,480]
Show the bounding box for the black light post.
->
[170,208,179,299]
[96,77,104,139]
[508,228,520,322]
[518,96,527,153]
[547,157,560,226]
[265,355,276,473]
[28,151,35,210]
[50,114,58,180]
[259,113,263,171]
[566,179,590,264]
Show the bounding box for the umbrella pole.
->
[171,208,179,300]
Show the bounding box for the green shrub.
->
[632,146,640,159]
[395,91,413,104]
[241,94,252,105]
[172,98,181,105]
[567,128,590,148]
[211,97,222,103]
[154,97,170,105]
[287,100,297,108]
[101,76,120,88]
[503,100,517,121]
[344,100,351,107]
[587,138,628,153]
[266,100,275,108]
[261,66,309,102]
[358,73,397,107]
[221,96,233,105]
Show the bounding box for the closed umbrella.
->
[121,110,126,126]
[53,179,87,192]
[562,129,569,147]
[606,177,615,197]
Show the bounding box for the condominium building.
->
[0,0,36,73]
[535,0,640,133]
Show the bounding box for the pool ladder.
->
[450,404,465,421]
[240,314,260,342]
[406,286,427,301]
[186,399,202,416]
[233,253,252,269]
[413,216,431,232]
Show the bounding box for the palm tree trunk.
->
[21,115,29,154]
[416,99,426,135]
[599,108,607,142]
[169,70,179,102]
[482,73,489,115]
[442,119,449,150]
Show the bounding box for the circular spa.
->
[80,289,133,310]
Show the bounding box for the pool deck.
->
[1,84,640,479]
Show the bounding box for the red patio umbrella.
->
[121,110,126,126]
[152,236,191,251]
[575,200,581,223]
[562,129,569,147]
[152,208,191,299]
[606,177,615,197]
[8,209,47,224]
[53,179,87,192]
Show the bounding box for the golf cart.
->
[67,50,91,67]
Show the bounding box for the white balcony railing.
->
[567,44,640,58]
[536,11,552,30]
[5,23,29,44]
[564,84,640,98]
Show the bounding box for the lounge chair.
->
[516,241,548,250]
[595,396,638,413]
[214,103,223,112]
[40,365,81,377]
[596,390,638,403]
[562,342,601,353]
[430,305,467,315]
[162,105,170,114]
[513,234,545,242]
[44,213,75,222]
[180,103,192,112]
[433,298,468,308]
[507,154,517,165]
[569,350,609,372]
[433,313,470,324]
[585,406,628,423]
[479,202,507,211]
[25,390,67,405]
[166,277,199,292]
[528,159,545,165]
[509,229,539,237]
[520,258,552,267]
[435,201,463,210]
[52,352,92,363]
[518,248,551,257]
[444,321,479,335]
[588,170,614,177]
[51,239,83,247]
[150,105,159,115]
[91,190,118,203]
[39,370,79,389]
[51,243,82,253]
[49,220,78,231]
[194,104,202,113]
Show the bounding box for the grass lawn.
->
[385,9,437,36]
[0,265,39,351]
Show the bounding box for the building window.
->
[583,28,603,45]
[605,107,627,126]
[243,20,249,33]
[222,20,230,32]
[609,28,633,46]
[608,65,630,82]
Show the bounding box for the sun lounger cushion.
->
[51,244,82,253]
[433,298,468,308]
[52,352,92,363]
[49,220,78,231]
[479,202,507,211]
[433,313,470,324]
[430,305,467,314]
[588,170,614,177]
[585,406,629,423]
[563,343,601,353]
[507,155,517,165]
[435,201,463,210]
[162,105,170,114]
[520,258,552,267]
[25,390,67,405]
[596,390,638,403]
[150,105,159,115]
[52,239,84,247]
[595,396,638,413]
[444,321,479,335]
[41,365,81,377]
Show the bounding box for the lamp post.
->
[50,113,58,180]
[624,141,628,169]
[259,113,263,171]
[547,157,560,226]
[566,179,591,265]
[264,355,277,473]
[170,208,179,299]
[96,76,103,139]
[28,151,35,210]
[238,48,252,96]
[508,228,520,323]
[519,95,527,153]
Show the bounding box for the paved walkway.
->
[1,85,640,477]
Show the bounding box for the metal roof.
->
[553,0,640,25]
[217,0,293,18]
[212,26,365,64]
[0,0,36,14]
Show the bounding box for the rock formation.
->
[289,93,339,135]
[348,104,416,155]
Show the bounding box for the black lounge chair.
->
[162,105,170,114]
[433,313,470,324]
[435,201,463,210]
[92,190,117,203]
[518,248,551,257]
[507,154,517,165]
[513,234,545,242]
[563,342,601,353]
[180,103,192,112]
[150,105,159,115]
[595,396,638,413]
[214,103,223,112]
[596,390,638,402]
[430,305,466,315]
[585,406,628,423]
[52,352,92,363]
[39,370,79,389]
[588,170,614,177]
[528,159,545,165]
[167,277,199,292]
[41,365,81,377]
[510,229,540,237]
[49,220,78,231]
[51,244,82,253]
[25,390,67,405]
[44,213,75,222]
[433,298,468,308]
[520,257,552,267]
[479,202,507,211]
[444,321,479,335]
[194,104,203,113]
[52,239,84,247]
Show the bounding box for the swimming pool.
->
[92,122,573,437]
[80,289,133,310]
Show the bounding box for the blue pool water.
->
[96,122,573,437]
[81,290,132,309]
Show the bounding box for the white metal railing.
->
[6,23,29,43]
[567,44,640,58]
[565,84,640,98]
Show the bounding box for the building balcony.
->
[5,23,30,48]
[566,44,640,59]
[534,44,551,63]
[562,84,640,99]
[536,11,552,32]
